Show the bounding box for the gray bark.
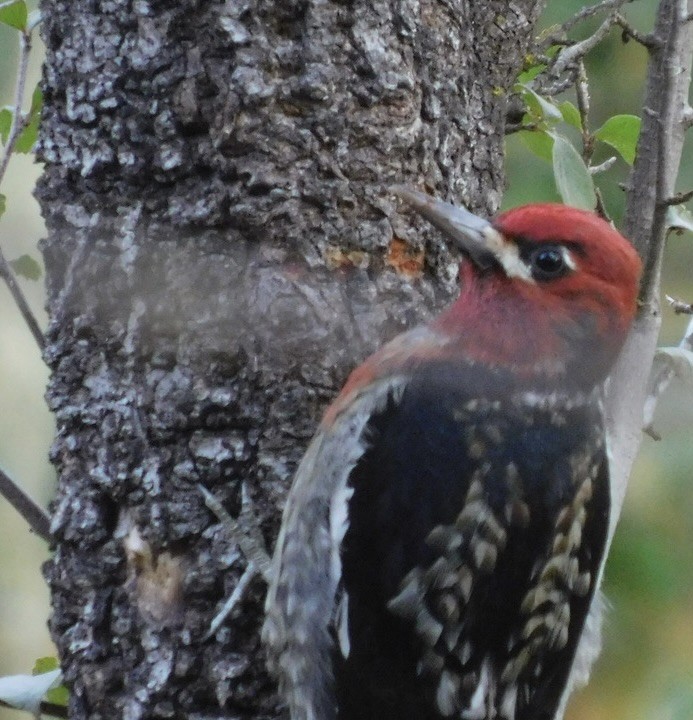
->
[36,0,544,717]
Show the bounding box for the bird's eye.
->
[530,246,570,281]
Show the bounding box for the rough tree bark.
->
[36,1,544,717]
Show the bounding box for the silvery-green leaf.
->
[552,134,597,210]
[0,669,61,715]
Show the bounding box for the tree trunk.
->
[37,1,545,717]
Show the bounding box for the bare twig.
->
[535,76,576,97]
[666,294,693,314]
[199,483,272,639]
[199,483,271,581]
[0,27,45,351]
[0,699,67,719]
[0,704,67,718]
[589,157,618,174]
[203,563,257,641]
[551,15,616,78]
[594,188,612,222]
[0,466,51,542]
[534,2,654,102]
[535,7,628,98]
[575,61,594,163]
[658,188,693,205]
[0,32,32,183]
[0,251,45,349]
[614,12,660,48]
[505,122,538,134]
[540,0,631,48]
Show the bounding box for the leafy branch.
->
[0,2,53,543]
[0,0,45,351]
[511,74,640,212]
[605,0,693,540]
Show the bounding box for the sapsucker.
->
[263,189,642,720]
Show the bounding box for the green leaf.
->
[8,86,43,153]
[516,63,546,84]
[551,134,597,210]
[0,193,5,218]
[10,254,42,280]
[0,0,27,30]
[0,107,11,143]
[666,204,693,234]
[594,114,641,165]
[516,84,563,123]
[29,85,43,115]
[32,658,68,706]
[45,682,69,707]
[14,113,38,152]
[32,657,60,675]
[559,101,582,130]
[519,128,554,162]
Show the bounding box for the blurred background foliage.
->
[0,0,691,718]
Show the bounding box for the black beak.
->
[393,187,499,270]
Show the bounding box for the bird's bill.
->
[393,187,499,270]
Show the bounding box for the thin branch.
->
[614,12,660,48]
[658,188,693,205]
[550,15,616,78]
[575,61,593,163]
[666,294,693,314]
[535,9,625,98]
[203,563,258,641]
[0,251,45,349]
[0,466,51,542]
[199,483,273,639]
[0,699,67,719]
[39,700,69,719]
[199,483,271,581]
[0,27,45,351]
[535,76,576,97]
[505,122,538,134]
[589,156,618,174]
[539,0,631,48]
[0,32,31,183]
[535,2,652,101]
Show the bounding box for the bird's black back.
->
[335,360,609,720]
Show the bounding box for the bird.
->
[262,188,642,720]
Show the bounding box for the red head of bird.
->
[393,189,642,390]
